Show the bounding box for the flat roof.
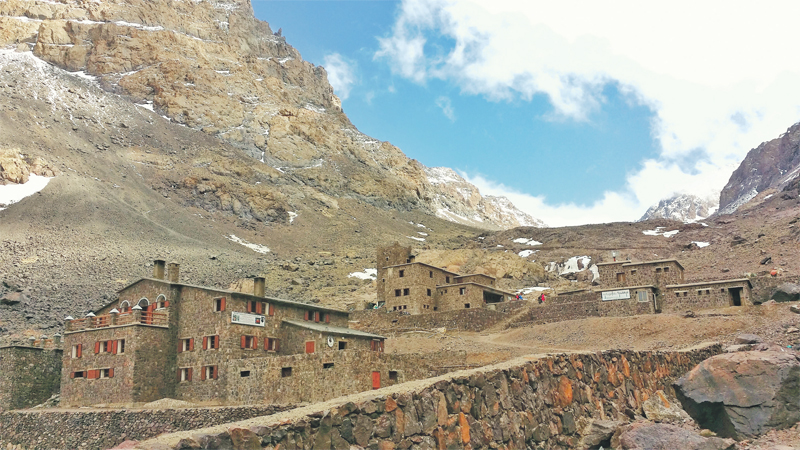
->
[666,278,752,289]
[622,259,685,270]
[595,261,625,266]
[594,285,657,292]
[282,319,385,340]
[110,278,346,314]
[435,282,515,296]
[382,261,461,275]
[456,273,496,280]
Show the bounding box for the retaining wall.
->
[0,405,294,450]
[133,343,722,450]
[350,301,529,333]
[509,292,653,328]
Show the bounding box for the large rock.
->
[642,390,688,423]
[576,419,621,449]
[772,283,800,303]
[612,422,735,450]
[674,351,800,439]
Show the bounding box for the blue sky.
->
[253,0,800,226]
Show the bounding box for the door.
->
[372,371,381,390]
[730,288,742,306]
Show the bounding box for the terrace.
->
[65,310,169,332]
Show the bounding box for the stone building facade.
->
[596,259,685,289]
[664,279,752,312]
[60,260,403,407]
[376,244,514,315]
[0,342,62,410]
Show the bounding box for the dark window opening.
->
[399,270,405,278]
[323,363,334,369]
[338,341,347,350]
[406,258,410,263]
[214,297,226,312]
[446,276,450,283]
[433,307,438,311]
[394,289,401,297]
[683,292,688,297]
[72,371,85,379]
[655,268,662,273]
[427,289,432,296]
[240,370,251,377]
[429,271,433,278]
[389,371,398,381]
[460,287,466,295]
[464,303,471,309]
[403,288,409,296]
[281,367,292,377]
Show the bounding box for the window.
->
[705,289,710,295]
[399,270,405,278]
[630,270,637,275]
[156,294,168,309]
[281,367,292,377]
[305,341,315,354]
[370,340,384,352]
[637,291,649,302]
[120,301,131,313]
[406,258,410,263]
[675,292,681,297]
[446,276,450,283]
[616,273,626,282]
[433,307,438,311]
[99,368,113,379]
[697,290,703,295]
[241,335,257,350]
[240,370,251,377]
[664,267,670,273]
[71,371,85,379]
[460,287,466,295]
[116,339,125,354]
[427,289,431,297]
[85,369,113,380]
[721,288,725,293]
[95,340,117,354]
[203,335,220,350]
[247,301,267,315]
[179,338,194,353]
[389,371,398,382]
[394,289,401,297]
[464,303,471,308]
[403,288,409,296]
[178,368,192,382]
[201,365,218,380]
[323,363,334,369]
[338,341,347,350]
[683,292,688,297]
[71,344,82,358]
[655,268,662,273]
[265,337,279,352]
[429,271,433,278]
[213,297,226,312]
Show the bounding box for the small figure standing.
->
[539,293,545,304]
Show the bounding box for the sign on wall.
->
[231,312,266,327]
[601,289,631,301]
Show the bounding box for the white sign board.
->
[601,289,631,301]
[231,311,266,327]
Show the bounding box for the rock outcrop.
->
[639,193,718,223]
[674,351,800,439]
[719,121,800,214]
[772,283,800,303]
[612,422,735,450]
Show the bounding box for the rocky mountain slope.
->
[639,193,718,223]
[719,121,800,214]
[0,0,539,230]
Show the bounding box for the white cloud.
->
[323,53,356,100]
[435,96,455,121]
[376,0,800,224]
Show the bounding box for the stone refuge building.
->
[0,337,62,410]
[376,244,515,315]
[59,260,430,408]
[595,259,752,312]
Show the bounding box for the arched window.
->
[137,298,149,308]
[156,294,167,309]
[120,301,131,313]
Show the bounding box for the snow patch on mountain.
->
[639,193,719,223]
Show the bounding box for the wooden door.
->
[372,371,381,390]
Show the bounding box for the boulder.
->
[612,422,735,450]
[642,390,688,423]
[576,419,621,449]
[771,283,800,303]
[674,351,800,439]
[734,334,763,344]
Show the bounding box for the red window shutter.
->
[370,340,375,351]
[189,338,194,351]
[200,367,206,381]
[304,311,309,321]
[325,313,330,323]
[268,304,275,316]
[275,339,280,352]
[255,302,262,314]
[264,338,269,350]
[77,344,82,358]
[109,368,114,378]
[95,341,100,354]
[164,301,169,307]
[213,365,218,379]
[112,340,118,355]
[315,311,320,323]
[380,341,385,352]
[178,342,183,353]
[220,297,226,311]
[70,372,75,379]
[247,301,252,313]
[87,370,95,380]
[202,336,208,350]
[305,341,315,354]
[241,335,246,349]
[177,369,182,382]
[253,338,257,350]
[214,335,220,349]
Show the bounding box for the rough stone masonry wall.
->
[0,405,295,450]
[509,292,653,328]
[133,344,722,450]
[0,346,62,411]
[351,301,529,333]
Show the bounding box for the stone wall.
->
[132,344,723,450]
[509,292,654,328]
[0,346,61,410]
[351,301,529,333]
[751,274,798,302]
[663,280,752,313]
[437,283,487,312]
[0,405,294,450]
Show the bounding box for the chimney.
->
[154,260,166,279]
[254,277,265,297]
[167,263,180,283]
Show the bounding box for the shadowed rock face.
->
[612,422,735,450]
[674,351,800,439]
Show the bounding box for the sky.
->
[252,0,800,226]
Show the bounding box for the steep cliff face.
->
[0,0,540,228]
[639,194,718,223]
[719,122,800,214]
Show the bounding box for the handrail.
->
[65,311,169,332]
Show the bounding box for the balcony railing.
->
[65,310,169,332]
